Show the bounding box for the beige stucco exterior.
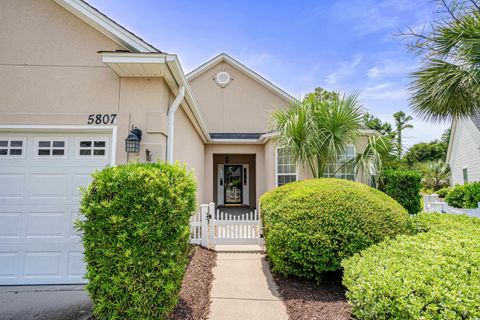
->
[0,0,202,166]
[188,60,291,133]
[1,0,375,211]
[174,107,206,202]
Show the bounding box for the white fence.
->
[423,194,480,218]
[189,202,262,247]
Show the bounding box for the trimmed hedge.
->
[380,169,422,215]
[77,162,196,319]
[445,182,480,208]
[343,213,480,320]
[260,178,410,281]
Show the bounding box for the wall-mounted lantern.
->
[225,155,230,163]
[125,126,142,153]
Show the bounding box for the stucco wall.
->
[0,0,123,117]
[188,61,290,133]
[118,78,170,164]
[174,107,206,203]
[0,0,172,166]
[449,118,480,185]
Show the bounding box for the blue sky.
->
[88,0,449,147]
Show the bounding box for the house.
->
[446,114,480,185]
[0,0,374,285]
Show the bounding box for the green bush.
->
[343,213,480,320]
[463,182,480,208]
[436,186,450,198]
[77,162,196,319]
[380,169,422,215]
[445,182,480,208]
[444,184,466,208]
[259,178,410,281]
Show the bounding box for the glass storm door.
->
[224,165,243,205]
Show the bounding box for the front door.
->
[224,165,243,205]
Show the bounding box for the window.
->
[323,145,356,180]
[0,138,25,157]
[78,138,107,158]
[35,138,67,157]
[276,148,297,187]
[463,168,469,184]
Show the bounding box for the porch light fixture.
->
[225,155,230,163]
[125,126,142,153]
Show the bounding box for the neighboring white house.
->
[446,113,480,185]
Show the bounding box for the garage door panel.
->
[26,211,65,238]
[0,131,110,285]
[24,251,63,278]
[0,253,17,278]
[0,210,23,239]
[29,173,69,202]
[0,173,25,204]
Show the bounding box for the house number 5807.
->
[87,114,117,125]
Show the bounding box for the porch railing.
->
[189,203,262,247]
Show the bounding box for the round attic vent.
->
[215,71,231,87]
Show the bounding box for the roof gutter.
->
[165,54,211,142]
[167,85,185,163]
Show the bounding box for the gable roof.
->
[186,53,295,103]
[53,0,160,52]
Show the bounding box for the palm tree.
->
[348,135,397,187]
[271,92,363,178]
[421,160,450,191]
[393,111,413,158]
[405,0,480,121]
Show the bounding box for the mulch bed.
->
[88,245,216,320]
[169,245,217,320]
[273,272,353,320]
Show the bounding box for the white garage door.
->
[0,131,111,285]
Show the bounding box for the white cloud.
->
[366,60,416,79]
[361,82,407,100]
[326,54,363,85]
[329,0,433,37]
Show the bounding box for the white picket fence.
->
[189,202,262,247]
[423,194,480,218]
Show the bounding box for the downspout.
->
[167,85,185,163]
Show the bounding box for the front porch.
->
[213,153,257,210]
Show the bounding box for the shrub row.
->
[260,178,410,281]
[342,213,480,320]
[445,182,480,208]
[77,162,196,319]
[380,169,422,215]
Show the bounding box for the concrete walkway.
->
[209,246,288,320]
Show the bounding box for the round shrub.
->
[342,213,480,320]
[260,178,410,280]
[77,162,196,319]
